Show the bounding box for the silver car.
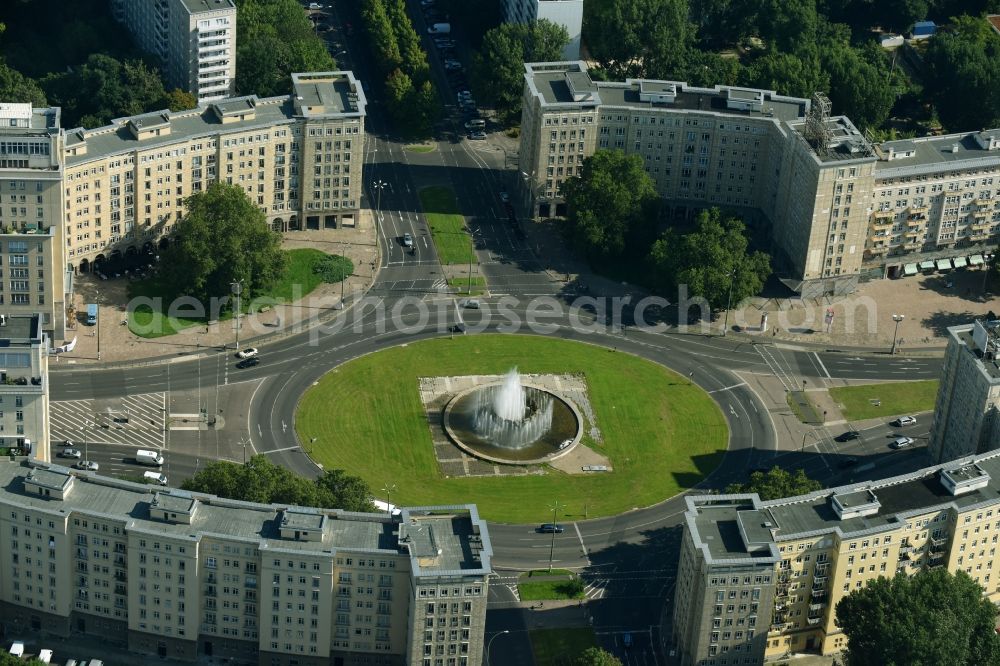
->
[59,448,82,459]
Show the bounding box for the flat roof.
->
[688,501,779,562]
[787,116,876,163]
[179,0,236,14]
[0,314,42,344]
[0,461,491,569]
[291,72,367,119]
[876,130,1000,177]
[951,324,1000,382]
[524,61,807,123]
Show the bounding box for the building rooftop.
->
[876,129,1000,178]
[687,450,1000,552]
[291,72,367,119]
[0,314,42,344]
[524,61,808,123]
[0,104,59,133]
[0,461,491,573]
[178,0,236,15]
[63,72,366,168]
[949,322,1000,382]
[787,116,877,164]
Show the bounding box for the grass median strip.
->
[419,186,475,266]
[829,380,938,421]
[518,575,585,601]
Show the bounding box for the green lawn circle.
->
[295,335,728,523]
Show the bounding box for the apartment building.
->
[0,103,69,339]
[502,0,583,60]
[670,452,1000,665]
[111,0,237,102]
[519,61,1000,297]
[1,70,364,341]
[865,130,1000,280]
[0,460,492,666]
[0,315,49,461]
[929,320,1000,464]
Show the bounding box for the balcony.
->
[769,622,790,633]
[909,204,928,214]
[907,213,927,223]
[903,240,922,250]
[811,588,827,598]
[813,575,828,584]
[975,198,992,207]
[809,601,826,611]
[807,617,823,626]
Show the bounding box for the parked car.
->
[468,131,487,140]
[464,119,485,131]
[835,430,860,442]
[58,448,82,459]
[892,415,917,426]
[236,347,259,359]
[538,524,564,533]
[622,633,633,649]
[890,436,915,449]
[236,357,260,370]
[838,456,859,469]
[308,2,324,9]
[74,461,99,472]
[499,191,510,203]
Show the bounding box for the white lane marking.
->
[263,446,301,454]
[573,523,591,565]
[708,382,747,394]
[813,351,832,379]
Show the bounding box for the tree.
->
[160,182,286,304]
[0,62,46,107]
[575,647,623,666]
[835,568,1000,666]
[740,49,828,100]
[181,455,376,512]
[472,19,569,124]
[584,0,694,80]
[923,14,1000,132]
[40,53,169,128]
[316,470,377,513]
[560,150,660,259]
[820,39,899,131]
[234,0,335,97]
[164,88,198,112]
[725,466,822,500]
[649,208,771,310]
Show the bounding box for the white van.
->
[135,449,164,466]
[143,471,168,486]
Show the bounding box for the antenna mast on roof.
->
[804,92,832,156]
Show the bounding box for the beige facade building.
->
[0,71,366,340]
[670,451,1000,665]
[929,320,1000,463]
[111,0,237,102]
[519,61,1000,297]
[0,103,69,338]
[0,315,49,461]
[0,460,492,666]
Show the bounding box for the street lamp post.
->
[547,500,563,573]
[485,630,510,666]
[890,313,905,355]
[372,180,387,242]
[722,268,737,336]
[231,280,243,351]
[465,227,478,294]
[381,483,397,518]
[95,291,101,361]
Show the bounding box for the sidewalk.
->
[57,217,378,366]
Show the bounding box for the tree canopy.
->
[472,19,570,124]
[159,182,287,304]
[560,149,660,259]
[575,647,623,666]
[181,455,377,513]
[725,466,822,500]
[584,0,693,80]
[923,15,1000,133]
[234,0,336,97]
[835,568,1000,666]
[648,208,771,311]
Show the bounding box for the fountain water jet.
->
[442,369,581,464]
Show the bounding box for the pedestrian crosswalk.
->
[50,392,166,450]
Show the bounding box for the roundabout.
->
[294,334,729,523]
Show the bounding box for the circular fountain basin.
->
[443,382,583,465]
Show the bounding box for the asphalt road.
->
[46,3,949,661]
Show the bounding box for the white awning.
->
[903,263,919,275]
[953,256,968,268]
[919,260,936,270]
[970,254,985,265]
[936,258,953,271]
